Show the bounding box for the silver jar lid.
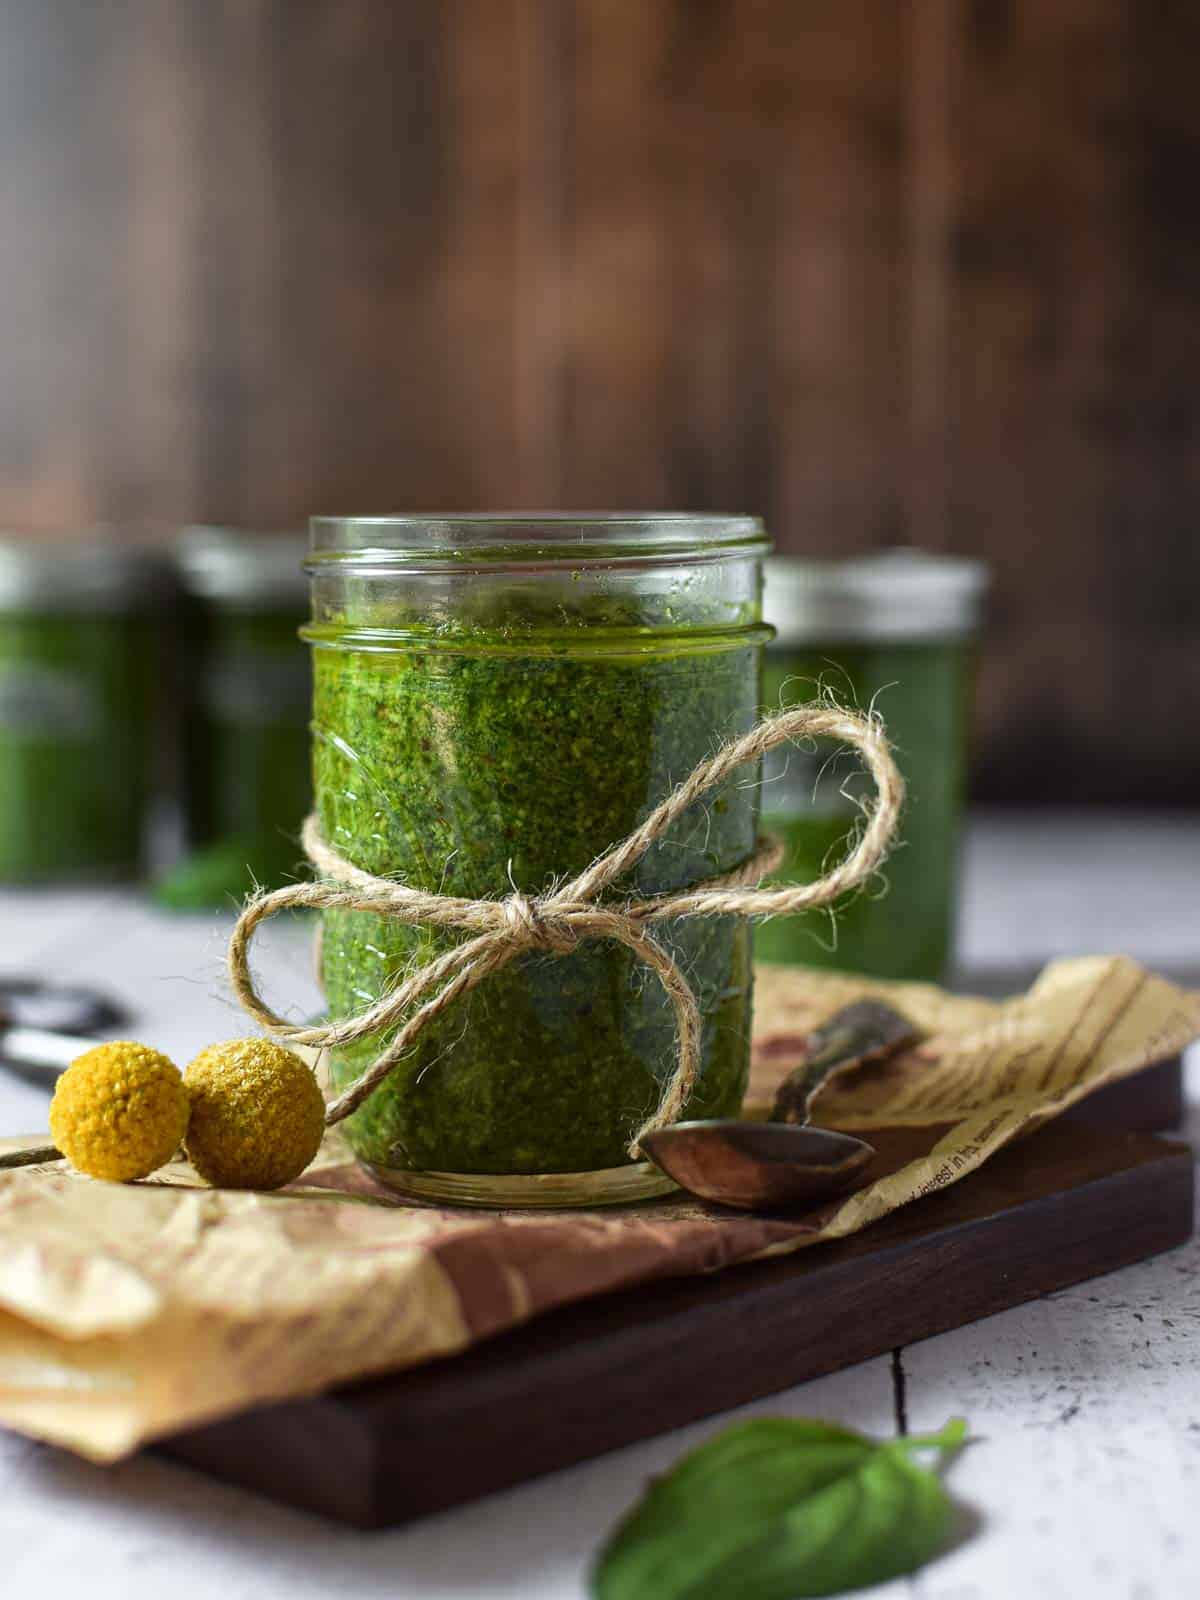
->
[178,526,308,607]
[764,550,989,645]
[0,537,165,614]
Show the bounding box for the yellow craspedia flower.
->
[49,1041,189,1182]
[184,1038,325,1191]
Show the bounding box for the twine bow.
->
[228,704,904,1157]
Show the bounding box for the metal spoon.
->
[0,976,127,1034]
[642,998,921,1212]
[0,1023,103,1085]
[0,978,128,1084]
[641,1119,875,1212]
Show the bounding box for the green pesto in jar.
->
[755,639,973,980]
[309,598,765,1177]
[0,541,160,884]
[755,552,986,982]
[0,612,154,881]
[158,529,311,909]
[180,607,310,886]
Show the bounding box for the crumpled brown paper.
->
[0,954,1196,1462]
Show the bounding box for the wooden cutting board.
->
[160,1112,1194,1528]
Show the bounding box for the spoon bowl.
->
[641,1120,875,1212]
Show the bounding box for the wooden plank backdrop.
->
[0,0,1194,804]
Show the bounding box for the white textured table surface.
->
[2,811,1198,1600]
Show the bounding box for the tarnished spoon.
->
[0,1024,105,1085]
[0,978,128,1085]
[641,1119,875,1212]
[642,998,922,1212]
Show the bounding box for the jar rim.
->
[0,536,166,612]
[765,548,989,644]
[178,526,308,605]
[308,512,768,568]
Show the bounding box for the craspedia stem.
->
[0,1144,64,1170]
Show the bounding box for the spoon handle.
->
[0,1025,102,1083]
[770,1000,921,1125]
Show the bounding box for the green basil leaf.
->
[592,1416,966,1600]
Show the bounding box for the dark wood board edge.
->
[1059,1055,1182,1132]
[160,1126,1195,1528]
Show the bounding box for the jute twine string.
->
[227,703,904,1157]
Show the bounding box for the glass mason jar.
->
[161,527,310,908]
[304,514,771,1206]
[756,550,988,981]
[0,538,162,882]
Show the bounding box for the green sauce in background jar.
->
[157,528,310,909]
[756,551,988,981]
[304,513,770,1206]
[0,539,162,882]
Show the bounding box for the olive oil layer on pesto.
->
[313,634,761,1175]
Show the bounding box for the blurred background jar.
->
[0,538,164,882]
[155,527,309,909]
[756,550,989,981]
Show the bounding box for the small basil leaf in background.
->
[592,1415,966,1600]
